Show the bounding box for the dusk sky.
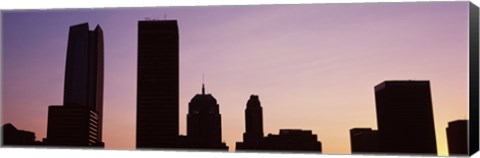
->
[2,2,470,156]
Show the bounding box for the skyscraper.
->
[46,23,104,147]
[136,20,179,148]
[446,120,468,155]
[184,84,228,150]
[374,81,437,154]
[236,95,265,151]
[243,95,264,144]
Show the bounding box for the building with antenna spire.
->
[181,83,228,150]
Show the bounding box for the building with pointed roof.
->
[182,83,228,150]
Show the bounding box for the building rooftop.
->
[374,80,430,91]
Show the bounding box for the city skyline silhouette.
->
[3,79,467,155]
[1,2,471,156]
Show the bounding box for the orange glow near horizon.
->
[2,2,470,156]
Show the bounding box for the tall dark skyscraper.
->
[446,120,468,155]
[136,20,179,148]
[243,95,264,144]
[46,23,104,147]
[184,84,228,149]
[374,81,437,154]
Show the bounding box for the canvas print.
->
[1,1,478,157]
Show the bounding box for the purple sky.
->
[2,2,470,155]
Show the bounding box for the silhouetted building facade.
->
[350,128,379,153]
[2,123,42,146]
[236,95,265,150]
[263,129,322,153]
[182,84,228,150]
[374,81,437,154]
[136,20,179,149]
[238,129,322,153]
[243,95,264,144]
[46,106,102,146]
[236,95,321,152]
[446,120,468,155]
[46,23,104,147]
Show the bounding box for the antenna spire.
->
[202,74,205,95]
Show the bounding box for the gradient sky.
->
[2,2,470,156]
